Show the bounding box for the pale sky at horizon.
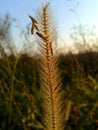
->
[0,0,98,51]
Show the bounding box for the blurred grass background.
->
[1,52,98,130]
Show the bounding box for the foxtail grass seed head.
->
[29,2,65,130]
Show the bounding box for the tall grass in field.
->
[31,2,65,130]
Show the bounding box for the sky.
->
[0,0,98,51]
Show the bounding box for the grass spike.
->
[30,2,65,130]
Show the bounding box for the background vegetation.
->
[0,12,98,130]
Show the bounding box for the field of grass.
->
[0,51,98,130]
[1,2,98,130]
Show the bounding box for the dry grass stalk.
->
[29,2,65,130]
